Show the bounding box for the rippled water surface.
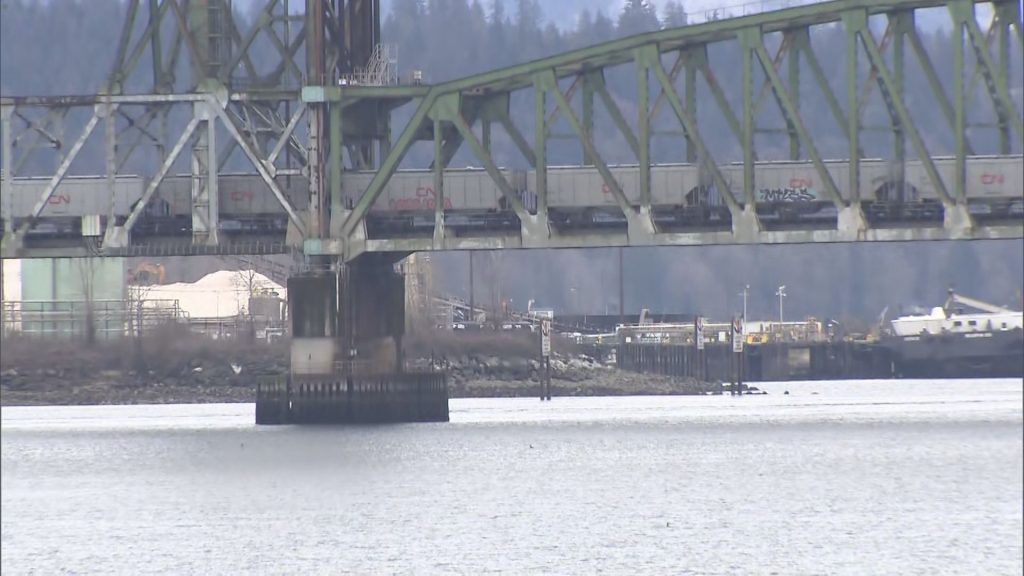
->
[3,379,1022,575]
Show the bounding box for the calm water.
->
[2,379,1022,575]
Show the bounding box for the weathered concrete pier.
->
[256,372,448,424]
[256,255,449,425]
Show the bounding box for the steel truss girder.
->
[1,92,309,252]
[3,0,1022,260]
[318,0,1020,260]
[107,0,314,94]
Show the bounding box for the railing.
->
[1,299,185,339]
[0,299,288,341]
[616,319,828,345]
[692,0,814,23]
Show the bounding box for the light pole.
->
[739,284,749,322]
[776,285,786,324]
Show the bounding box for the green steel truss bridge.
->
[1,0,1022,261]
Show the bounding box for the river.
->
[2,379,1022,575]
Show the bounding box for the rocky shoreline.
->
[0,365,722,407]
[0,336,727,407]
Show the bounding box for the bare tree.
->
[76,257,98,346]
[125,282,153,368]
[234,269,272,342]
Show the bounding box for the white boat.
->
[890,290,1023,337]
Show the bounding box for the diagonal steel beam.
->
[108,0,141,91]
[695,52,744,146]
[752,32,792,119]
[955,0,1024,150]
[544,75,582,133]
[795,28,850,139]
[11,109,65,175]
[210,99,306,235]
[263,21,305,85]
[450,113,528,219]
[217,0,259,82]
[745,29,844,208]
[905,21,969,149]
[496,111,536,167]
[650,58,741,213]
[542,71,634,219]
[587,71,640,158]
[12,109,61,148]
[855,19,894,121]
[852,14,954,205]
[167,0,208,87]
[115,108,162,171]
[111,0,174,92]
[19,108,104,228]
[649,51,685,122]
[223,0,280,82]
[341,94,436,239]
[267,101,307,165]
[120,116,200,233]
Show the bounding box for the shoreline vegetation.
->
[0,329,725,407]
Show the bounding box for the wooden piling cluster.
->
[256,371,449,424]
[618,341,895,382]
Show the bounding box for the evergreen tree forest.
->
[1,0,1022,320]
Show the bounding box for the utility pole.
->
[776,285,786,324]
[468,252,474,324]
[740,284,749,322]
[618,247,625,327]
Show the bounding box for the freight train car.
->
[149,173,308,235]
[6,175,146,237]
[341,168,524,231]
[5,155,1021,237]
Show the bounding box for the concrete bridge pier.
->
[256,254,448,425]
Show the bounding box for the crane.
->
[943,288,1016,315]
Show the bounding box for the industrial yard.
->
[1,251,1019,407]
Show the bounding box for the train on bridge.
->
[4,156,1022,238]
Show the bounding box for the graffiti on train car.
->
[756,187,817,202]
[388,186,453,211]
[229,190,256,202]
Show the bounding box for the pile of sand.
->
[133,270,285,319]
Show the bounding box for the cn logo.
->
[47,195,71,205]
[789,177,814,188]
[980,173,1005,185]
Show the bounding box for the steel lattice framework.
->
[0,0,1022,260]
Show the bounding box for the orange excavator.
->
[128,262,166,285]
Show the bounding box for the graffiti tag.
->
[387,186,453,211]
[757,187,817,202]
